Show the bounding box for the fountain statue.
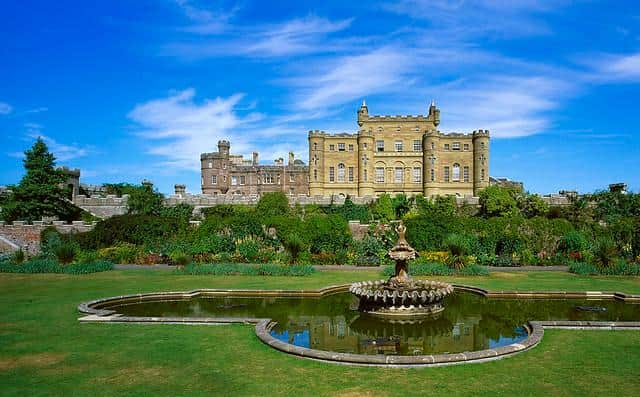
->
[349,222,454,318]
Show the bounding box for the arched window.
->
[452,163,460,182]
[337,163,346,182]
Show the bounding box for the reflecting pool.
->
[100,291,640,355]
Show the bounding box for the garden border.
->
[78,284,640,367]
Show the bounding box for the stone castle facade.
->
[200,101,490,198]
[308,102,490,197]
[200,140,309,196]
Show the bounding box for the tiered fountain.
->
[349,222,454,319]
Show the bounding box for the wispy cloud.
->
[21,123,91,162]
[585,52,640,82]
[128,88,263,171]
[165,15,355,59]
[0,101,12,115]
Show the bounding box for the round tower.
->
[422,130,439,197]
[357,128,374,197]
[472,130,490,195]
[308,131,325,196]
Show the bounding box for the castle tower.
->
[427,100,440,127]
[357,131,374,197]
[472,130,490,195]
[218,140,230,157]
[422,130,438,197]
[357,100,368,126]
[308,131,325,196]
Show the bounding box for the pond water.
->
[103,291,640,355]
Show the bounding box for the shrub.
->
[97,242,140,264]
[12,249,26,264]
[418,251,450,263]
[443,233,472,269]
[170,252,192,267]
[235,235,263,262]
[371,194,394,222]
[592,237,618,270]
[283,233,306,264]
[557,231,589,256]
[0,258,113,274]
[479,186,519,217]
[353,235,386,266]
[256,192,290,218]
[53,242,76,264]
[176,263,315,276]
[568,262,598,275]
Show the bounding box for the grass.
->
[1,270,639,396]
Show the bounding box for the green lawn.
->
[1,270,639,396]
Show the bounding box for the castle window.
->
[263,174,274,184]
[364,169,368,182]
[463,143,469,151]
[222,163,227,169]
[413,140,422,152]
[395,140,403,152]
[481,154,486,165]
[240,176,246,185]
[481,168,485,181]
[313,143,317,151]
[431,142,435,150]
[289,174,295,183]
[463,166,469,182]
[348,144,354,152]
[452,163,460,181]
[201,177,204,185]
[337,163,346,182]
[430,157,436,166]
[375,167,384,183]
[208,161,212,168]
[329,144,335,151]
[481,142,485,150]
[329,167,335,182]
[394,167,404,183]
[452,142,461,151]
[444,144,450,151]
[277,175,281,184]
[430,169,435,182]
[231,176,238,186]
[444,166,450,182]
[363,143,368,150]
[376,140,384,152]
[338,143,346,151]
[314,169,318,181]
[348,167,354,182]
[413,167,421,183]
[223,175,227,182]
[211,175,217,184]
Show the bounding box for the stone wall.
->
[0,221,96,255]
[73,195,129,218]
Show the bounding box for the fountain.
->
[349,222,454,319]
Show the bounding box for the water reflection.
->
[104,291,640,355]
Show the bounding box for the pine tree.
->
[1,138,78,222]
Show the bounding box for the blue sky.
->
[1,0,639,195]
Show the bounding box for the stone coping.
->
[78,284,640,367]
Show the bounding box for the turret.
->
[357,127,374,197]
[422,130,439,197]
[357,100,369,126]
[308,131,325,196]
[427,100,440,127]
[472,130,490,195]
[217,140,230,157]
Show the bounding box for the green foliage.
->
[256,192,290,217]
[1,138,81,222]
[479,186,519,218]
[557,231,589,255]
[518,193,549,218]
[97,242,140,263]
[77,214,188,249]
[567,262,598,275]
[127,183,164,215]
[371,194,395,221]
[391,194,412,219]
[176,263,315,276]
[443,233,472,269]
[352,235,386,266]
[53,242,76,264]
[304,214,351,254]
[320,197,372,223]
[0,258,113,274]
[12,249,26,264]
[569,260,640,276]
[170,251,192,267]
[381,260,488,276]
[283,233,306,264]
[592,237,619,270]
[235,236,263,262]
[415,195,457,218]
[159,203,194,222]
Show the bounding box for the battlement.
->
[57,166,80,176]
[308,130,357,138]
[472,129,490,137]
[361,115,431,122]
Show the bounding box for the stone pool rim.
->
[77,284,640,367]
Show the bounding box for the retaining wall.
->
[0,221,96,255]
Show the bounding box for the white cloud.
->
[23,124,91,162]
[0,101,12,115]
[587,52,640,82]
[164,15,354,58]
[128,88,263,171]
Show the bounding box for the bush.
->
[352,235,386,266]
[170,252,192,267]
[53,242,76,264]
[97,242,140,264]
[569,260,640,276]
[443,233,472,269]
[592,237,619,270]
[176,263,315,276]
[0,258,113,274]
[12,249,25,264]
[283,233,306,264]
[568,262,598,275]
[557,231,589,256]
[77,214,188,249]
[235,235,263,262]
[256,192,290,218]
[479,186,519,217]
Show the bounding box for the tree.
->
[256,192,290,217]
[126,183,164,215]
[478,186,519,218]
[371,193,394,222]
[518,193,549,218]
[1,138,79,222]
[392,194,412,219]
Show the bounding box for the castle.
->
[201,101,490,198]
